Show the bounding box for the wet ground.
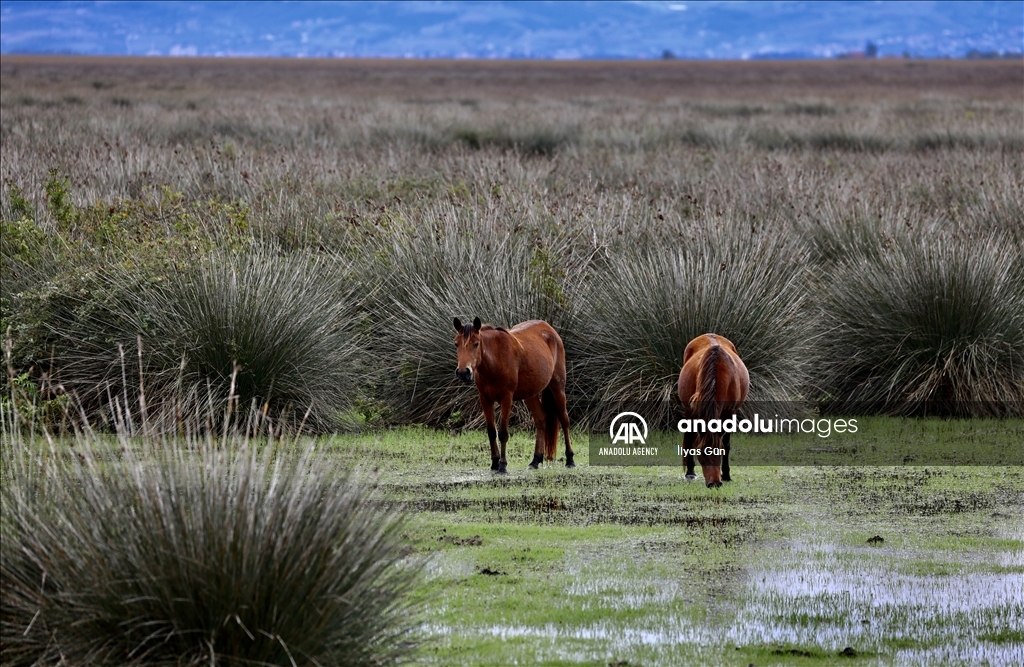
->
[330,423,1023,666]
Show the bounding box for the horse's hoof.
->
[722,476,731,482]
[497,463,508,474]
[707,481,721,489]
[685,474,697,482]
[529,454,544,469]
[565,460,576,469]
[490,458,500,471]
[528,462,540,470]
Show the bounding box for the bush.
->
[814,234,1024,415]
[44,251,369,431]
[578,222,815,425]
[1,432,420,666]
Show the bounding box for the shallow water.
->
[389,449,1024,665]
[422,529,1023,665]
[731,538,1024,666]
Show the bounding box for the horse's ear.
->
[473,317,482,331]
[453,317,463,333]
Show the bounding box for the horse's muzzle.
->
[456,368,473,383]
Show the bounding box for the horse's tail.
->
[541,386,559,461]
[690,344,721,425]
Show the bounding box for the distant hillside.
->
[1,0,1021,59]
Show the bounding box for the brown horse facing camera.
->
[677,334,750,488]
[453,317,574,474]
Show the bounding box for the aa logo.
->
[609,412,648,445]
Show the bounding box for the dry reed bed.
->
[1,59,1022,427]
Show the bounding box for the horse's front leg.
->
[481,397,500,471]
[722,431,732,482]
[497,393,514,474]
[684,431,697,481]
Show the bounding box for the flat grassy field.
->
[340,424,1024,666]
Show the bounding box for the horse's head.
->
[696,446,724,488]
[453,316,483,383]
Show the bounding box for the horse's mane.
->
[461,323,509,337]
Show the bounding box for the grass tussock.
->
[815,235,1024,415]
[104,252,366,430]
[580,223,813,424]
[1,425,420,666]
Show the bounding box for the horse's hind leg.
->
[552,383,574,467]
[497,393,513,474]
[524,394,546,469]
[481,398,500,471]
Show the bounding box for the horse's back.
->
[678,333,749,406]
[682,333,741,364]
[511,320,562,351]
[509,320,564,397]
[510,319,553,335]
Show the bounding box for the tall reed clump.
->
[1,428,420,666]
[366,211,587,426]
[51,251,369,430]
[814,234,1024,415]
[578,223,815,426]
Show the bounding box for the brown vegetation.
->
[2,55,1021,101]
[2,56,1021,425]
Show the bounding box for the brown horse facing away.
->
[677,333,750,488]
[454,317,574,474]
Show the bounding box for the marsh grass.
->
[369,124,579,156]
[137,251,369,428]
[2,59,1022,422]
[580,222,814,424]
[21,251,369,431]
[0,411,420,666]
[815,234,1024,415]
